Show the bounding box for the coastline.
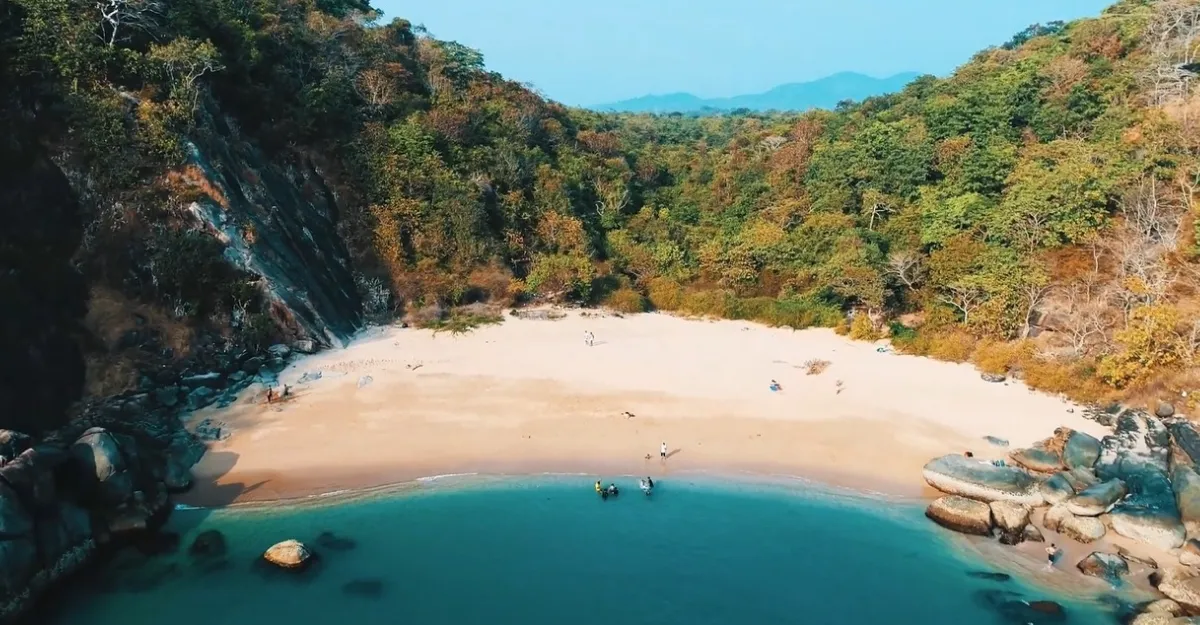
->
[180,309,1109,509]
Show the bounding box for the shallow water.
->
[47,476,1118,625]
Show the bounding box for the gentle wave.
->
[415,472,481,483]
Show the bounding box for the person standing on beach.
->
[584,330,594,347]
[660,442,668,460]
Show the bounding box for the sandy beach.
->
[181,309,1112,507]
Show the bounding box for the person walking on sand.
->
[660,442,668,460]
[584,330,594,347]
[1045,543,1059,569]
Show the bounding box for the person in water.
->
[647,476,654,489]
[595,480,602,493]
[608,483,618,495]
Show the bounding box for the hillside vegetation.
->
[2,0,1199,422]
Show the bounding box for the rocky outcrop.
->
[1066,479,1127,516]
[923,455,1043,506]
[1095,413,1186,550]
[926,496,993,535]
[182,106,364,348]
[1060,429,1101,470]
[1040,468,1098,505]
[990,501,1031,536]
[1157,568,1200,614]
[1010,447,1062,473]
[1060,514,1107,543]
[1077,552,1129,582]
[263,539,314,570]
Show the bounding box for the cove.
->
[44,476,1118,625]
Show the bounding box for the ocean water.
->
[45,475,1119,625]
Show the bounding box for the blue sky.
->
[375,0,1115,107]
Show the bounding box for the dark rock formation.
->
[923,454,1043,505]
[182,106,364,348]
[975,589,1068,624]
[926,496,993,535]
[1040,469,1098,505]
[189,530,228,560]
[1059,429,1101,470]
[1095,413,1186,550]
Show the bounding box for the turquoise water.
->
[46,476,1117,625]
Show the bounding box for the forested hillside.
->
[2,0,1199,423]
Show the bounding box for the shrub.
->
[924,330,977,363]
[972,339,1034,375]
[848,314,881,341]
[604,286,647,313]
[646,277,684,310]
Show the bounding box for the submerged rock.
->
[926,496,993,536]
[923,455,1043,506]
[1077,552,1129,582]
[189,530,228,559]
[1066,479,1127,516]
[967,571,1013,582]
[1010,447,1063,473]
[263,539,313,570]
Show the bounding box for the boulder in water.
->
[1010,447,1063,473]
[1066,479,1127,516]
[189,530,227,559]
[1077,552,1129,582]
[926,496,993,536]
[263,539,313,570]
[1060,429,1101,470]
[923,455,1043,506]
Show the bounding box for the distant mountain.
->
[593,71,923,114]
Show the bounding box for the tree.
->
[95,0,162,47]
[148,38,223,110]
[885,249,924,291]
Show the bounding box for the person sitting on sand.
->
[769,379,782,392]
[964,451,974,458]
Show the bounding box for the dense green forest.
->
[3,0,1199,413]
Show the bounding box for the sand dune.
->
[182,309,1110,505]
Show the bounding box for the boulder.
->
[1172,463,1200,537]
[1010,447,1063,473]
[153,386,180,408]
[1066,479,1127,516]
[922,455,1044,506]
[1117,545,1159,570]
[1023,524,1045,543]
[242,356,265,373]
[70,427,133,504]
[1059,514,1106,543]
[1077,552,1129,582]
[1043,504,1071,532]
[189,530,227,559]
[926,496,993,536]
[267,344,291,358]
[990,501,1031,534]
[181,372,222,388]
[263,539,312,570]
[1180,539,1200,568]
[1169,421,1200,468]
[1041,469,1098,505]
[1061,429,1101,470]
[1158,402,1177,419]
[1157,568,1200,614]
[981,373,1006,383]
[1131,614,1197,625]
[1109,476,1187,550]
[0,430,32,462]
[1093,414,1186,550]
[293,339,316,354]
[984,436,1010,448]
[1140,599,1183,616]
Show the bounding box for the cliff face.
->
[182,108,363,348]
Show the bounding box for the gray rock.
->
[1062,429,1101,470]
[1066,479,1127,516]
[1043,504,1072,532]
[1180,539,1200,567]
[70,427,133,504]
[1117,545,1159,570]
[1141,599,1183,616]
[1158,402,1177,419]
[990,501,1031,534]
[153,385,180,408]
[926,496,993,536]
[293,339,315,354]
[267,357,286,372]
[263,539,312,569]
[1041,473,1077,505]
[1131,613,1195,625]
[923,454,1043,505]
[1173,464,1200,537]
[1060,514,1106,543]
[1077,552,1129,582]
[1157,568,1200,613]
[0,430,32,462]
[242,356,265,373]
[981,372,1006,383]
[1169,421,1200,468]
[1110,473,1186,550]
[267,344,291,358]
[1010,447,1063,473]
[1094,413,1185,550]
[181,372,223,388]
[187,386,216,409]
[1022,523,1045,543]
[984,435,1010,448]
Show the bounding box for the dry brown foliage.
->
[803,359,831,375]
[162,164,228,208]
